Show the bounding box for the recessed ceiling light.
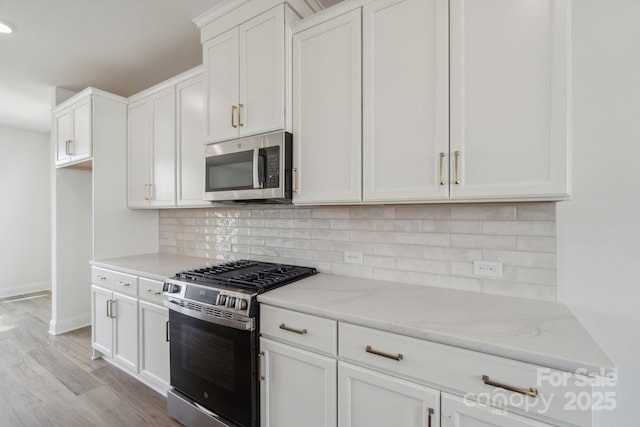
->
[0,21,13,34]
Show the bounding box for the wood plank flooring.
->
[0,292,181,427]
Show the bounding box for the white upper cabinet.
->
[128,86,176,208]
[292,8,362,204]
[176,74,207,207]
[363,0,449,203]
[449,0,570,200]
[53,95,92,167]
[204,6,286,143]
[127,67,206,209]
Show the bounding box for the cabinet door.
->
[204,28,239,143]
[139,301,170,389]
[239,6,285,137]
[91,286,113,357]
[112,292,138,373]
[54,108,72,165]
[449,0,569,200]
[128,99,153,207]
[150,86,176,207]
[441,394,553,427]
[292,9,362,204]
[260,338,336,427]
[176,74,207,207]
[70,97,92,162]
[339,362,440,427]
[363,0,449,202]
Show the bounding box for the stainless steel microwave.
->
[204,132,292,203]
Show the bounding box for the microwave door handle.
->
[253,148,262,189]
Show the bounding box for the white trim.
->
[0,282,51,299]
[48,312,91,336]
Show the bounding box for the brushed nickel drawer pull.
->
[237,103,244,127]
[231,105,237,128]
[439,152,445,185]
[279,323,307,335]
[454,150,461,184]
[365,345,403,361]
[482,375,538,397]
[146,289,161,295]
[95,275,106,280]
[427,408,434,427]
[116,281,130,287]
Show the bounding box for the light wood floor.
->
[0,291,181,427]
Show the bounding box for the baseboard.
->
[0,281,51,299]
[48,312,91,335]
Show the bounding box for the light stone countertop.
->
[257,273,615,376]
[91,253,211,282]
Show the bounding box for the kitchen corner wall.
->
[160,202,556,301]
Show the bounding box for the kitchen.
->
[0,0,638,426]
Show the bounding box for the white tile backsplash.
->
[159,202,557,301]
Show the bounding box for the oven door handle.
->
[165,300,255,331]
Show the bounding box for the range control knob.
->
[169,284,180,293]
[227,297,236,308]
[238,299,248,311]
[217,295,227,306]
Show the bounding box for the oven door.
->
[168,307,257,427]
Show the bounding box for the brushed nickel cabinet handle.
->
[146,289,161,295]
[258,351,265,381]
[279,323,307,335]
[166,321,170,342]
[482,375,538,397]
[231,105,237,128]
[427,408,434,427]
[148,183,153,201]
[109,300,117,319]
[292,168,298,193]
[65,140,72,155]
[365,345,403,361]
[116,281,130,287]
[95,275,106,280]
[439,152,445,185]
[106,299,111,318]
[143,184,149,201]
[454,150,461,184]
[237,104,244,127]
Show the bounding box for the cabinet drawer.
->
[339,323,592,427]
[260,305,337,356]
[138,277,165,305]
[91,266,138,297]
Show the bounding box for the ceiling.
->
[0,0,343,134]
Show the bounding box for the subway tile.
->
[349,206,396,219]
[421,220,450,233]
[395,205,450,219]
[312,229,350,241]
[373,243,423,258]
[278,228,312,239]
[204,209,227,218]
[264,238,295,249]
[482,221,555,237]
[422,247,482,262]
[311,207,351,219]
[363,255,396,269]
[449,220,483,234]
[349,231,396,243]
[264,219,295,229]
[482,250,556,268]
[396,258,449,274]
[279,209,312,219]
[279,248,314,261]
[249,227,279,237]
[516,203,556,220]
[247,219,265,228]
[237,236,264,246]
[176,217,197,226]
[250,246,280,257]
[332,263,373,279]
[294,219,331,229]
[372,220,396,232]
[331,219,373,231]
[396,232,450,247]
[313,251,344,263]
[451,235,517,250]
[517,236,556,252]
[451,204,516,220]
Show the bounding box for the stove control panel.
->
[163,279,253,317]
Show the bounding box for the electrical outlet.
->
[344,251,363,264]
[473,260,503,278]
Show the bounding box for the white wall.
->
[0,125,51,298]
[557,0,640,424]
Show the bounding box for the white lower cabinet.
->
[91,285,138,373]
[339,361,439,427]
[441,394,552,427]
[259,338,337,427]
[139,300,170,390]
[260,304,595,427]
[91,266,171,394]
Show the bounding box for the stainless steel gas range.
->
[162,260,316,427]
